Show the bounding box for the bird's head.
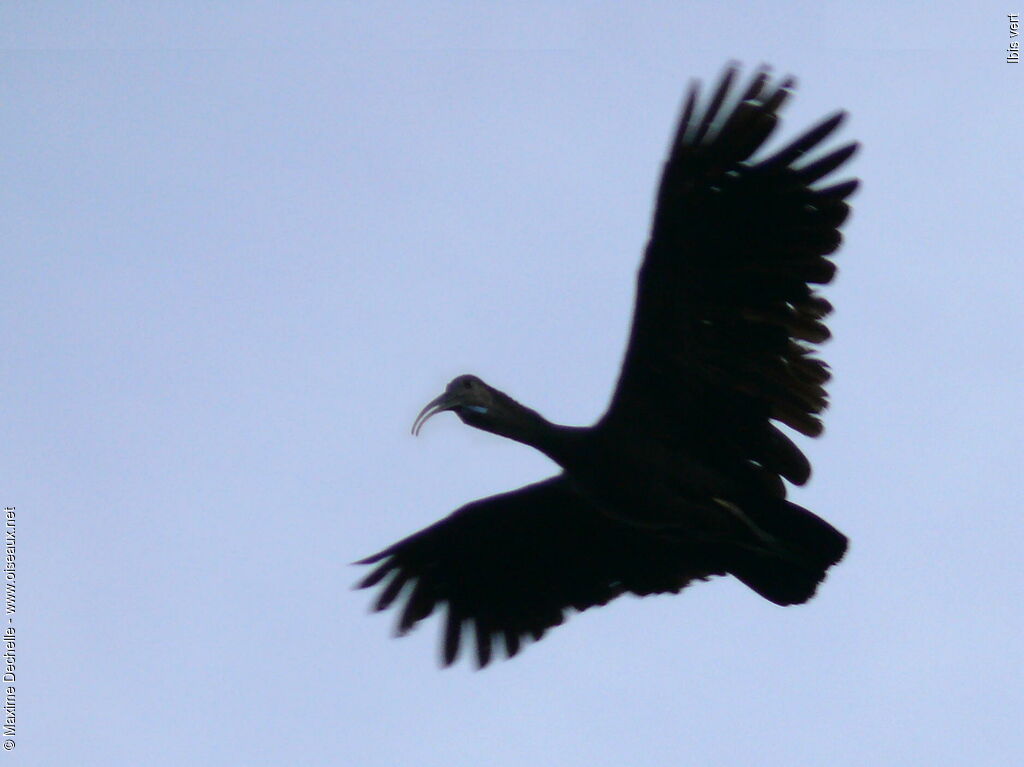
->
[412,374,548,443]
[411,375,504,435]
[412,374,571,462]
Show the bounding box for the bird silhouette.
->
[357,64,858,667]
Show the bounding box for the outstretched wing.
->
[356,476,727,667]
[601,65,859,494]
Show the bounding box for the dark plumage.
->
[357,64,858,667]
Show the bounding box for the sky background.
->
[3,2,1022,765]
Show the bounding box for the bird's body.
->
[548,424,747,530]
[358,64,858,667]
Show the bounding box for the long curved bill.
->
[411,392,457,436]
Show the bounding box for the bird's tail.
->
[721,497,847,606]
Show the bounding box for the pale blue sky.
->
[3,3,1022,765]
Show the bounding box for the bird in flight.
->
[357,64,858,667]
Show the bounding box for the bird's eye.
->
[462,379,473,389]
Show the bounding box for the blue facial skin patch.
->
[465,405,488,414]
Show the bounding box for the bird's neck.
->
[483,406,587,467]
